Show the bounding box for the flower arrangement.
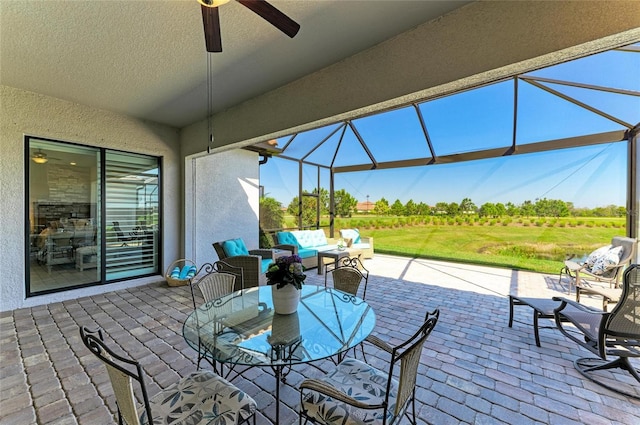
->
[266,254,306,290]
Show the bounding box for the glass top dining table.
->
[182,284,376,368]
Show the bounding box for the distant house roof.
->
[356,201,374,212]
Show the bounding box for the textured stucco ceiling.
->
[0,0,471,128]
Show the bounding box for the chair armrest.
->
[552,297,605,314]
[300,378,385,410]
[273,244,298,254]
[249,249,275,260]
[364,334,393,354]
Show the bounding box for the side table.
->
[317,248,363,283]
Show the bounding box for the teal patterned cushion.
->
[277,231,300,247]
[301,358,400,424]
[139,370,256,425]
[222,238,250,257]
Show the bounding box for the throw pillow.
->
[340,229,361,244]
[222,238,249,257]
[590,245,623,275]
[584,245,611,268]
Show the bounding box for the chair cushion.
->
[591,245,623,275]
[261,258,272,274]
[222,238,250,257]
[276,231,300,247]
[140,370,256,425]
[170,266,180,279]
[178,265,197,279]
[585,245,612,268]
[340,229,361,244]
[301,358,399,424]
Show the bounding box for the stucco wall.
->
[0,85,182,311]
[184,149,260,269]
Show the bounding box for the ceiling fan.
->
[198,0,300,52]
[32,149,49,164]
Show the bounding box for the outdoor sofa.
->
[274,230,339,269]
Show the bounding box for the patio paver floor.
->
[1,254,639,424]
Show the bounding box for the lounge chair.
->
[561,236,637,295]
[554,264,640,400]
[213,238,278,289]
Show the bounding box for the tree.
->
[334,189,358,217]
[521,200,535,217]
[404,199,417,216]
[479,202,497,217]
[390,199,405,216]
[286,188,330,226]
[373,198,390,215]
[447,202,460,216]
[460,198,476,214]
[416,202,430,215]
[433,202,448,215]
[259,196,284,248]
[534,198,569,217]
[505,202,518,216]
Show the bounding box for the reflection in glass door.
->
[27,139,101,295]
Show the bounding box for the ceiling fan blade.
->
[202,5,223,52]
[237,0,300,38]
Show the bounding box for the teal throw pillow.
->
[222,238,249,257]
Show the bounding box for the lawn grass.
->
[279,215,626,274]
[366,225,621,274]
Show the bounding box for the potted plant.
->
[266,254,306,314]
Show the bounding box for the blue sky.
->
[260,45,639,209]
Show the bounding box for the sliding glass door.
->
[26,137,160,296]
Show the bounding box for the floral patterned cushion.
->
[139,370,256,424]
[300,358,400,425]
[584,245,612,268]
[590,245,623,276]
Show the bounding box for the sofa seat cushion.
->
[316,245,339,252]
[222,238,250,257]
[298,248,318,259]
[291,229,328,248]
[351,242,371,250]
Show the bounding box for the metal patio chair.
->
[554,264,640,400]
[299,309,439,425]
[79,326,256,425]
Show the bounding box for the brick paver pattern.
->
[1,254,639,424]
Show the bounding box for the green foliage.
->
[390,199,405,216]
[259,196,284,248]
[373,197,390,215]
[334,189,358,217]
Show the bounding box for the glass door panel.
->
[105,151,159,280]
[27,139,101,295]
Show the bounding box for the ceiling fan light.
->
[32,155,48,164]
[198,0,230,7]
